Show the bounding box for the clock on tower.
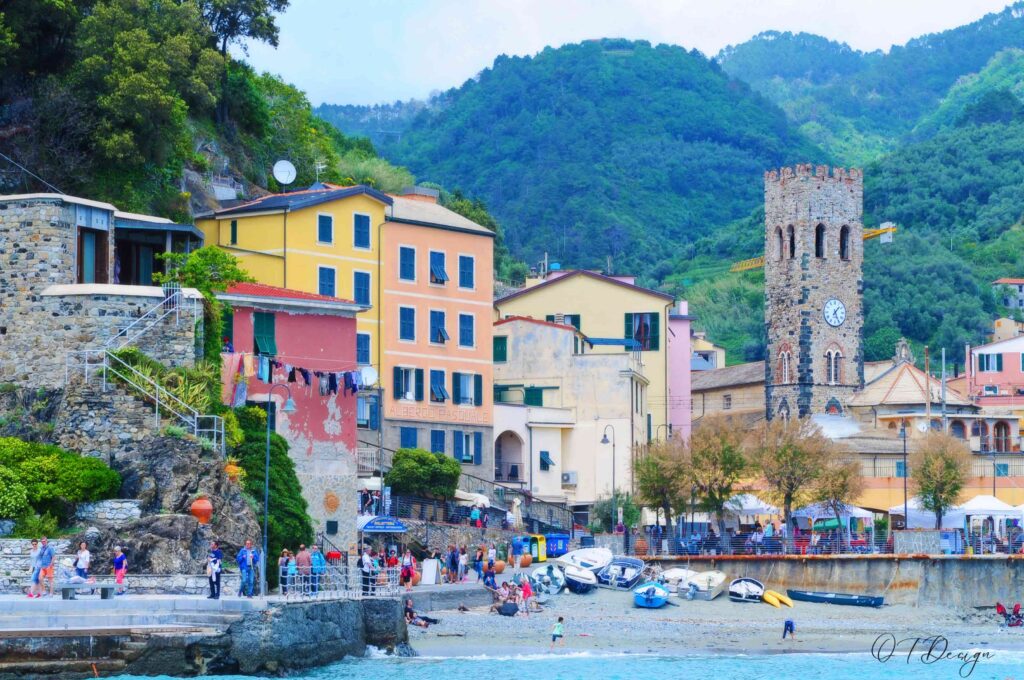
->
[763,165,865,420]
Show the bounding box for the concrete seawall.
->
[649,555,1024,608]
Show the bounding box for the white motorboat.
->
[563,564,599,594]
[684,570,726,600]
[553,547,613,573]
[658,567,700,593]
[728,577,765,603]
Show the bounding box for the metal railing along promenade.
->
[275,564,402,599]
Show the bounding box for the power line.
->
[0,150,64,194]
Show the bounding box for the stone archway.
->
[495,430,525,484]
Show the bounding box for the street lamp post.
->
[262,384,297,598]
[600,425,617,533]
[899,422,908,529]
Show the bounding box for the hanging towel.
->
[258,356,270,382]
[232,377,248,408]
[299,368,312,386]
[242,353,256,378]
[343,372,355,395]
[288,367,297,383]
[220,353,242,406]
[328,372,339,395]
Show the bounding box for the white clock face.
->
[823,298,846,327]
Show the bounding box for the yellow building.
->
[494,270,678,438]
[196,185,391,369]
[691,331,726,370]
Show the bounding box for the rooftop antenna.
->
[314,157,327,183]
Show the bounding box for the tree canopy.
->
[910,432,971,529]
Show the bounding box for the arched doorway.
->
[494,431,525,484]
[994,421,1011,452]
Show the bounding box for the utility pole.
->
[924,346,931,421]
[941,348,948,433]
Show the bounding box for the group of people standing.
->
[25,538,128,598]
[277,543,328,596]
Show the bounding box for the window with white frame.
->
[979,353,1003,372]
[458,373,474,405]
[397,367,416,401]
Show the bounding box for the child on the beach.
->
[550,616,565,650]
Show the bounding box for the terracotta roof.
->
[691,361,765,391]
[225,282,357,305]
[850,360,971,407]
[993,278,1024,285]
[495,270,674,305]
[386,195,495,236]
[494,315,582,334]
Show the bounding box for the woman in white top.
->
[75,542,91,580]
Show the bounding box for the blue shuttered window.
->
[458,314,474,348]
[430,310,448,344]
[399,246,416,281]
[430,429,445,454]
[400,427,417,449]
[229,220,238,245]
[318,267,336,297]
[473,432,482,465]
[356,333,370,365]
[458,255,474,288]
[354,271,370,305]
[429,251,448,284]
[453,430,463,461]
[399,307,415,341]
[317,214,333,244]
[430,369,449,403]
[253,312,276,356]
[354,214,370,249]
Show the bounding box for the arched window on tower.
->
[839,225,850,261]
[950,421,966,439]
[775,227,784,261]
[815,224,826,258]
[787,225,795,259]
[780,350,792,383]
[825,349,842,385]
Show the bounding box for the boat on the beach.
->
[633,581,671,608]
[728,577,764,603]
[563,564,599,594]
[685,570,726,600]
[554,547,613,572]
[786,589,884,608]
[658,567,700,593]
[596,557,646,589]
[531,564,567,595]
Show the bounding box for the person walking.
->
[457,546,468,582]
[37,537,56,598]
[447,545,459,584]
[286,552,299,598]
[112,546,128,596]
[26,538,40,598]
[310,545,326,595]
[474,546,484,582]
[487,543,496,565]
[236,539,261,598]
[400,549,417,592]
[550,617,566,650]
[360,547,374,595]
[206,541,223,599]
[74,542,91,580]
[278,550,291,596]
[295,544,312,595]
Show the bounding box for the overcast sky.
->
[240,0,1014,106]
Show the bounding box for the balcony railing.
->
[493,461,526,484]
[849,456,1024,478]
[357,447,392,478]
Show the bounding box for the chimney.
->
[400,186,439,204]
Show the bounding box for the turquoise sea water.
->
[115,649,1024,680]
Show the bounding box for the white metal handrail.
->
[66,349,224,454]
[104,288,198,349]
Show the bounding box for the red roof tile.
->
[993,278,1024,285]
[494,315,581,333]
[226,282,357,305]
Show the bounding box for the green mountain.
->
[716,3,1024,162]
[352,39,821,279]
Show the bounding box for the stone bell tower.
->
[763,164,865,420]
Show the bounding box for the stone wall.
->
[0,539,73,590]
[53,380,159,461]
[763,164,865,420]
[75,500,143,528]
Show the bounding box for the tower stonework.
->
[764,164,864,420]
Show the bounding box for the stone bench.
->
[59,582,117,600]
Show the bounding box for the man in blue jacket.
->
[310,545,327,595]
[236,539,261,598]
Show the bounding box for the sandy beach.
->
[409,585,1024,658]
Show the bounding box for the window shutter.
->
[393,367,402,400]
[649,313,660,351]
[997,353,1004,371]
[369,401,379,430]
[414,368,424,401]
[452,372,462,404]
[546,315,555,323]
[453,430,463,461]
[569,314,581,330]
[474,374,483,406]
[473,432,483,465]
[624,313,634,340]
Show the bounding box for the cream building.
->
[492,317,647,521]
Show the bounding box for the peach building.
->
[379,189,495,473]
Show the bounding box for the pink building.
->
[966,336,1024,452]
[219,282,368,544]
[668,301,693,441]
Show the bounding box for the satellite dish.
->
[360,366,379,387]
[917,421,929,433]
[272,160,297,185]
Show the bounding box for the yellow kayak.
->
[762,591,781,608]
[765,589,794,607]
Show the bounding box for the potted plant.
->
[224,457,245,483]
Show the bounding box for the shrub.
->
[384,448,461,498]
[163,425,187,438]
[13,511,59,538]
[0,466,30,518]
[0,438,120,522]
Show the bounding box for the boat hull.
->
[553,548,613,573]
[685,570,726,601]
[564,565,598,594]
[633,582,671,608]
[786,589,883,608]
[728,577,765,603]
[531,565,566,595]
[596,557,646,589]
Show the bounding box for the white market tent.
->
[887,497,965,529]
[792,501,873,520]
[454,490,490,508]
[725,494,780,516]
[957,494,1017,518]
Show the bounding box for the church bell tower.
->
[764,164,864,420]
